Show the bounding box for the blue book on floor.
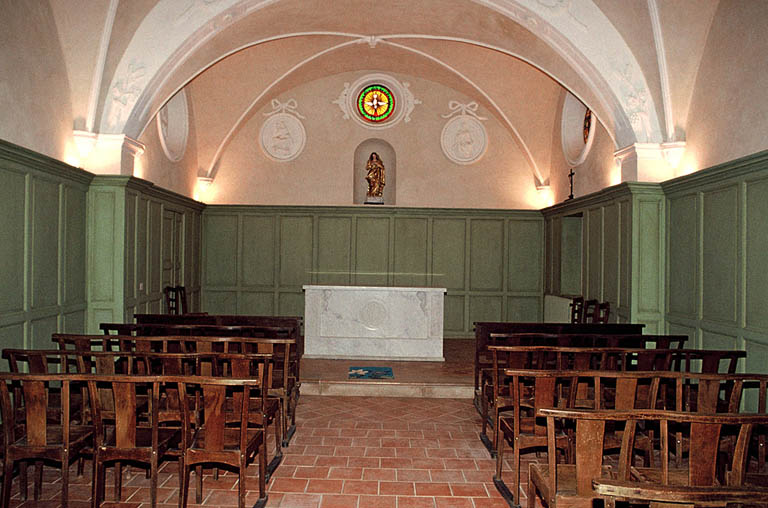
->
[349,366,394,379]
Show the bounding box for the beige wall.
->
[207,72,542,209]
[684,0,768,171]
[0,0,74,161]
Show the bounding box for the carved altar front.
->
[303,285,446,361]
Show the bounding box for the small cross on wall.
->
[567,168,575,200]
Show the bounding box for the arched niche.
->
[354,139,396,205]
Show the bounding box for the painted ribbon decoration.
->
[441,101,487,120]
[264,98,306,119]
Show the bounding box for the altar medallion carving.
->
[359,299,388,330]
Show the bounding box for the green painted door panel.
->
[702,186,738,324]
[432,219,466,290]
[394,218,428,287]
[30,316,57,349]
[136,198,149,297]
[317,217,352,286]
[470,219,504,291]
[204,214,238,286]
[508,220,542,292]
[32,177,60,309]
[668,194,698,317]
[63,311,86,333]
[637,199,661,313]
[90,190,117,303]
[746,177,768,330]
[162,210,175,289]
[0,168,26,313]
[242,215,276,286]
[560,216,582,296]
[701,329,736,351]
[355,217,390,286]
[0,324,24,370]
[745,339,768,410]
[619,200,631,308]
[279,216,313,287]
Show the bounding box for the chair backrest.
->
[569,296,585,324]
[583,299,599,323]
[164,285,188,315]
[540,408,768,498]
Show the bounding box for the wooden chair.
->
[596,301,610,323]
[0,375,93,508]
[591,410,768,508]
[164,285,188,315]
[493,369,575,505]
[569,296,584,324]
[178,375,270,508]
[583,299,599,323]
[91,376,182,508]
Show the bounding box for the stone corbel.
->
[614,141,686,183]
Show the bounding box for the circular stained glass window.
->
[357,84,395,123]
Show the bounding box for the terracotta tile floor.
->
[5,393,545,508]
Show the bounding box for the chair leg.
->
[94,454,105,508]
[33,460,43,500]
[527,470,536,508]
[18,462,27,501]
[259,440,267,502]
[115,460,123,501]
[150,456,158,508]
[238,459,246,508]
[494,432,504,480]
[512,436,520,504]
[195,465,203,504]
[178,456,186,508]
[2,459,14,508]
[61,453,70,508]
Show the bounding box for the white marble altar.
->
[303,285,447,361]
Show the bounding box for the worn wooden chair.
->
[178,375,270,508]
[164,285,188,315]
[569,297,585,324]
[0,374,93,508]
[90,376,182,508]
[531,409,768,508]
[583,299,599,323]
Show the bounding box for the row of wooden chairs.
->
[569,296,611,324]
[0,368,274,508]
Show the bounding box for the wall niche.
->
[353,139,396,205]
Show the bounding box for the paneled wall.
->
[87,176,204,331]
[0,140,92,355]
[664,150,768,375]
[543,183,666,332]
[202,206,544,337]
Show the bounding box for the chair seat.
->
[100,426,180,455]
[12,425,92,452]
[530,462,614,502]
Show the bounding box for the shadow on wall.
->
[354,139,396,205]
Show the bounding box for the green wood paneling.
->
[279,216,313,287]
[619,200,631,311]
[470,219,504,291]
[603,204,619,305]
[316,217,351,286]
[637,199,662,313]
[355,217,390,286]
[508,220,542,292]
[124,192,137,301]
[32,177,60,309]
[243,215,276,286]
[148,202,163,294]
[586,207,602,299]
[746,177,768,330]
[668,194,698,317]
[204,214,238,286]
[0,168,26,314]
[432,219,465,290]
[394,217,428,287]
[202,206,544,337]
[702,186,738,324]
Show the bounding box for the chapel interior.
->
[2,1,768,506]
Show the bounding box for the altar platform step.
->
[300,338,475,399]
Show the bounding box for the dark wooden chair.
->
[531,409,768,508]
[596,301,610,323]
[569,296,584,324]
[178,375,270,508]
[164,285,188,315]
[0,375,93,508]
[91,376,182,508]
